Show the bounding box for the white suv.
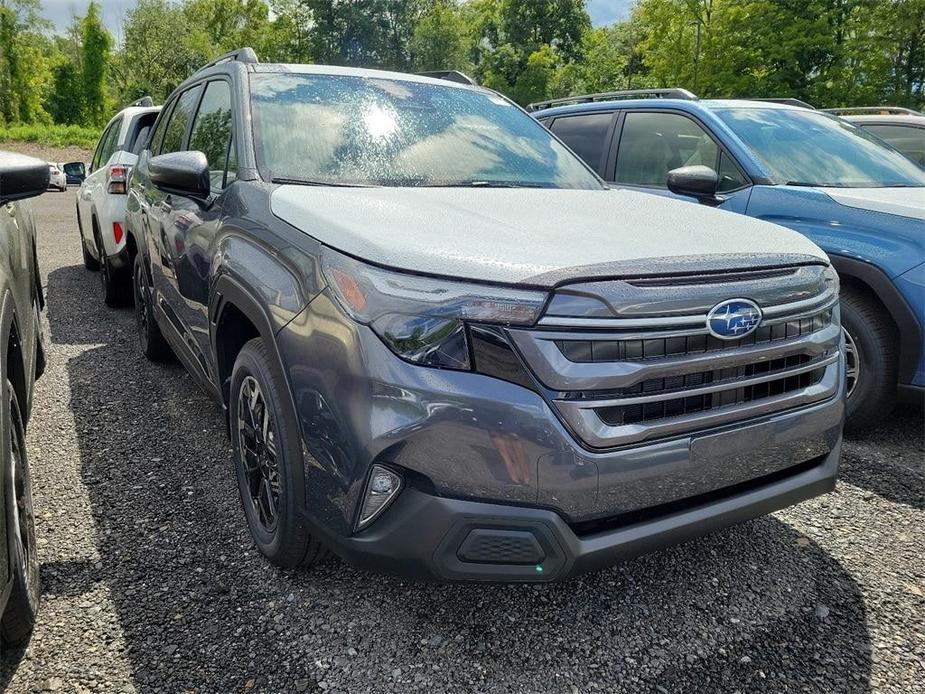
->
[76,98,161,306]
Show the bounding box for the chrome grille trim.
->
[509,322,841,392]
[567,352,838,408]
[537,286,838,329]
[511,273,842,449]
[555,366,839,448]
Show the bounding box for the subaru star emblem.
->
[707,299,763,340]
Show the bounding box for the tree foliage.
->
[0,0,921,133]
[80,1,111,125]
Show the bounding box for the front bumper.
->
[320,442,840,582]
[280,293,845,582]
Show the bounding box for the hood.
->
[270,186,828,286]
[821,187,925,220]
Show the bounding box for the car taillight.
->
[107,165,128,194]
[113,222,124,244]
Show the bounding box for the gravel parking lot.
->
[1,148,923,693]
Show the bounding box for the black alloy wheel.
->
[1,380,40,646]
[236,375,281,533]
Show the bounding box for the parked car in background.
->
[60,162,85,186]
[825,107,925,167]
[75,97,161,307]
[531,90,925,431]
[46,163,66,192]
[126,50,844,583]
[0,151,48,645]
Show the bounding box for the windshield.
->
[715,108,925,188]
[250,72,603,189]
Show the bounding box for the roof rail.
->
[822,106,923,117]
[129,96,155,108]
[417,70,478,86]
[745,97,815,109]
[527,88,698,112]
[200,47,259,72]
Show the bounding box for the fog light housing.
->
[357,465,402,530]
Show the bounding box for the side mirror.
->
[62,161,86,182]
[666,165,721,204]
[0,152,51,205]
[149,151,210,200]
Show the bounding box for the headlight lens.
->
[321,248,548,370]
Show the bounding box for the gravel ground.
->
[1,147,923,693]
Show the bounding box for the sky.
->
[40,0,635,38]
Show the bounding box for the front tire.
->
[1,380,40,647]
[841,287,897,433]
[230,338,326,568]
[132,253,171,362]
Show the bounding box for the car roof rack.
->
[527,88,698,112]
[743,97,815,109]
[822,106,923,117]
[417,70,478,86]
[129,96,155,108]
[200,47,260,71]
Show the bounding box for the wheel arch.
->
[210,274,300,433]
[829,254,921,383]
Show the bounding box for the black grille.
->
[596,358,827,427]
[556,309,832,364]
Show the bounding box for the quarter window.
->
[93,117,122,171]
[159,85,203,155]
[615,112,718,188]
[717,151,748,192]
[550,113,613,172]
[188,80,235,191]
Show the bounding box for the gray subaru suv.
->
[125,49,845,582]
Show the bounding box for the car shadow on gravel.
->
[841,405,924,510]
[49,263,875,693]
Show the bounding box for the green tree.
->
[113,0,209,103]
[80,1,112,125]
[410,1,470,71]
[45,60,84,124]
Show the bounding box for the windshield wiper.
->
[418,180,550,188]
[271,176,373,188]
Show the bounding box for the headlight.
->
[321,248,548,370]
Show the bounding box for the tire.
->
[1,379,40,647]
[77,206,99,271]
[230,338,326,568]
[132,253,172,362]
[841,287,898,434]
[99,252,122,308]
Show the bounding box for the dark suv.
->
[0,152,48,643]
[126,50,844,582]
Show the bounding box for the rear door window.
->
[159,85,203,155]
[615,112,718,188]
[549,113,614,172]
[93,117,122,171]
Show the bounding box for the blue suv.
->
[531,90,925,431]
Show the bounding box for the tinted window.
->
[159,85,203,155]
[93,117,122,171]
[91,123,112,171]
[615,112,718,187]
[189,80,234,191]
[250,73,602,189]
[127,112,159,155]
[715,108,925,187]
[717,151,748,192]
[148,101,175,154]
[550,113,613,171]
[861,124,925,167]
